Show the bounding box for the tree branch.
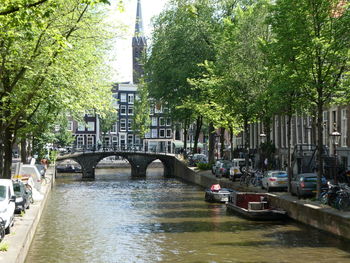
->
[0,0,50,16]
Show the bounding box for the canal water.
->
[26,168,350,263]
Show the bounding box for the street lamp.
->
[330,125,341,184]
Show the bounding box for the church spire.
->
[134,0,144,36]
[132,0,147,84]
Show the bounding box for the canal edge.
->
[0,167,55,263]
[173,157,350,240]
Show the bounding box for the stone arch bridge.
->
[56,151,177,179]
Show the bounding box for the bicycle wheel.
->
[239,176,245,186]
[319,192,328,204]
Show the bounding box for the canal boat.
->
[56,164,82,173]
[205,184,234,203]
[226,192,287,220]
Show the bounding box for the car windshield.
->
[272,172,288,178]
[222,162,233,168]
[0,186,6,201]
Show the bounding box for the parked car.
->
[188,154,208,167]
[13,180,31,213]
[261,170,288,192]
[229,158,252,181]
[290,173,327,198]
[214,160,233,178]
[0,179,16,234]
[212,159,224,174]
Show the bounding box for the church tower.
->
[132,0,147,84]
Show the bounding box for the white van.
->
[229,158,252,181]
[0,179,16,234]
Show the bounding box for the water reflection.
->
[25,168,350,263]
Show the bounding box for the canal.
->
[26,168,350,263]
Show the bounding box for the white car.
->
[261,170,288,192]
[0,179,16,234]
[229,158,252,181]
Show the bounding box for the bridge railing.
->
[58,144,173,156]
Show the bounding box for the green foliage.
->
[0,243,9,252]
[133,79,150,138]
[196,162,212,170]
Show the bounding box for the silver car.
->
[261,170,288,192]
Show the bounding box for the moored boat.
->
[226,192,287,220]
[56,164,81,173]
[205,184,234,203]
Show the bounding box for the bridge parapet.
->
[56,151,176,179]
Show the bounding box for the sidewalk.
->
[0,168,55,263]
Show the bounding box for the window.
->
[87,136,94,147]
[112,136,118,143]
[120,119,126,131]
[78,122,85,131]
[120,105,126,115]
[127,134,133,145]
[87,122,95,132]
[166,118,171,126]
[155,104,162,113]
[120,93,127,102]
[77,136,84,147]
[128,106,134,115]
[166,129,172,138]
[159,117,165,126]
[145,131,151,139]
[150,106,154,115]
[135,135,141,145]
[67,121,73,131]
[128,119,133,131]
[111,124,117,133]
[151,129,158,138]
[120,134,126,145]
[128,94,134,104]
[159,129,165,138]
[104,137,110,146]
[151,117,157,126]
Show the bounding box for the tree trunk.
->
[287,114,292,192]
[244,118,250,169]
[208,122,215,163]
[3,127,14,179]
[229,126,234,160]
[183,121,188,157]
[316,101,324,197]
[0,133,3,177]
[220,127,225,159]
[20,138,28,163]
[193,116,202,154]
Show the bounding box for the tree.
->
[133,79,151,140]
[0,0,117,177]
[270,0,350,195]
[145,0,217,155]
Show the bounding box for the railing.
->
[58,144,173,156]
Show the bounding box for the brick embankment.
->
[0,167,55,263]
[173,158,350,240]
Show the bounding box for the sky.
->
[108,0,169,82]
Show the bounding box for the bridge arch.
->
[56,152,176,179]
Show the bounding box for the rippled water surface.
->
[25,168,350,263]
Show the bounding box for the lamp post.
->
[259,133,267,144]
[260,133,267,170]
[330,125,341,184]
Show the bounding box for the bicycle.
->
[25,184,34,204]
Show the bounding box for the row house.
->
[233,105,350,170]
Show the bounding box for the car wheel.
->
[5,225,10,234]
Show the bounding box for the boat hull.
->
[226,202,287,221]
